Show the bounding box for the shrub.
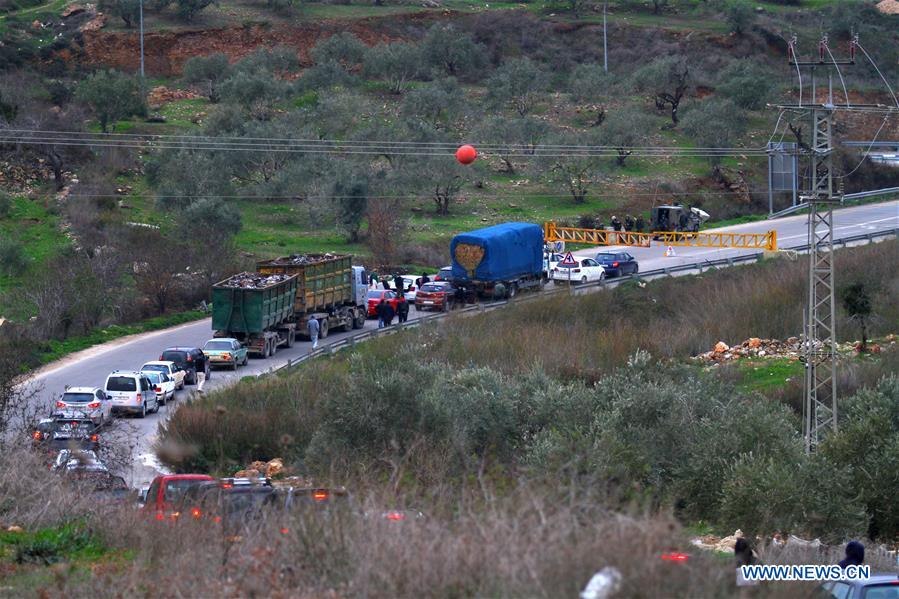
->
[0,191,12,218]
[0,237,29,276]
[715,61,777,110]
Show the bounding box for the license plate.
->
[423,300,434,305]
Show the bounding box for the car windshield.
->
[420,283,448,292]
[556,263,577,269]
[367,290,384,299]
[52,421,94,435]
[204,341,232,351]
[164,480,208,503]
[222,489,275,514]
[862,585,899,599]
[142,364,167,373]
[161,351,187,364]
[61,393,94,403]
[143,373,161,384]
[106,377,136,392]
[595,255,616,263]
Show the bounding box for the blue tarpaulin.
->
[451,222,544,282]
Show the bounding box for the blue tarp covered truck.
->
[450,222,546,298]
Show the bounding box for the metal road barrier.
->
[268,227,897,376]
[544,222,778,251]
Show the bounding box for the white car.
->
[141,370,175,406]
[140,361,185,390]
[104,370,159,418]
[550,258,606,284]
[389,275,421,302]
[543,252,565,274]
[55,386,112,426]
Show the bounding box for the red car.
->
[366,289,401,318]
[143,474,215,521]
[414,281,458,312]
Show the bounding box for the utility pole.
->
[781,35,854,453]
[603,3,608,73]
[139,0,145,79]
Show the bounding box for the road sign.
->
[558,252,578,266]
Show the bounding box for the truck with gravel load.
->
[256,254,368,341]
[212,254,369,358]
[450,222,546,299]
[211,272,299,358]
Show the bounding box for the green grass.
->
[0,194,70,317]
[733,358,804,394]
[37,309,209,365]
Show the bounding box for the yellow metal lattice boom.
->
[543,222,777,251]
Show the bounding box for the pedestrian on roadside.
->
[421,272,430,286]
[307,317,320,349]
[369,270,379,288]
[636,215,645,233]
[839,541,865,569]
[611,216,622,232]
[394,273,404,295]
[377,299,386,329]
[397,296,409,324]
[624,215,635,232]
[383,300,396,326]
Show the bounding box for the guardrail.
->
[268,227,897,376]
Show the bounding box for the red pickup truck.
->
[143,474,215,520]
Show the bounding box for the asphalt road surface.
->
[22,200,898,489]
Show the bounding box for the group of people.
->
[608,215,645,233]
[368,270,429,329]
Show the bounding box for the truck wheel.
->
[270,338,278,356]
[319,319,329,338]
[263,340,270,358]
[353,310,365,329]
[507,284,517,299]
[286,329,295,348]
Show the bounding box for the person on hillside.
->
[396,296,409,324]
[394,273,404,295]
[382,300,396,327]
[839,541,865,569]
[307,317,320,350]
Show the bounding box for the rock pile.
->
[695,337,802,363]
[268,253,337,265]
[147,86,201,109]
[218,272,292,289]
[235,458,286,479]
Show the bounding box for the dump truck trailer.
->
[256,254,368,340]
[211,272,299,358]
[450,222,546,299]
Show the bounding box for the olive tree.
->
[716,61,776,110]
[182,53,231,103]
[401,78,464,131]
[473,115,548,174]
[486,57,548,117]
[363,42,422,95]
[681,98,747,167]
[568,63,614,127]
[420,24,485,80]
[600,106,656,167]
[542,131,608,204]
[311,33,367,70]
[76,70,147,133]
[631,56,690,127]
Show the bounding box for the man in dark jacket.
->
[394,274,404,295]
[839,541,865,569]
[382,301,396,326]
[396,296,409,323]
[420,272,430,286]
[377,299,386,329]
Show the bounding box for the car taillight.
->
[187,355,193,362]
[90,434,99,442]
[32,431,42,440]
[155,512,165,521]
[191,508,201,519]
[573,268,581,273]
[87,402,101,408]
[221,483,233,489]
[136,393,142,401]
[154,387,162,393]
[158,355,163,360]
[312,490,329,502]
[384,511,406,521]
[612,261,619,267]
[213,516,221,523]
[661,553,689,562]
[56,401,65,408]
[221,353,231,360]
[280,527,289,535]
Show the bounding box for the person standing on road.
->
[396,296,409,324]
[624,215,634,232]
[635,215,645,233]
[421,272,431,286]
[611,216,621,232]
[307,317,320,349]
[394,273,404,295]
[382,301,396,327]
[377,299,386,329]
[369,269,379,288]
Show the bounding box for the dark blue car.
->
[594,252,639,278]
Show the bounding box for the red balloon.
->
[455,144,477,165]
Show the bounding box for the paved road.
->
[23,201,898,489]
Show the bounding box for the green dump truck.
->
[256,254,368,339]
[211,272,299,358]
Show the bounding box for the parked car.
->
[202,338,249,371]
[54,386,112,426]
[104,370,159,418]
[414,281,459,312]
[177,478,276,530]
[543,252,565,274]
[388,275,420,302]
[141,370,175,406]
[32,416,100,453]
[818,574,899,598]
[434,266,454,282]
[140,360,186,390]
[594,252,639,278]
[366,289,401,318]
[159,347,210,385]
[550,258,606,285]
[142,474,215,521]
